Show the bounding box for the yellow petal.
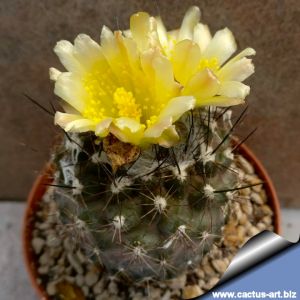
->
[60,102,81,115]
[202,28,237,65]
[219,81,250,99]
[172,40,201,85]
[65,119,96,132]
[158,96,196,122]
[144,96,194,141]
[130,12,159,51]
[54,40,82,73]
[198,96,244,107]
[100,25,114,44]
[95,118,113,137]
[156,125,179,147]
[193,23,212,53]
[114,33,141,75]
[49,67,61,81]
[54,112,82,127]
[182,69,220,104]
[101,30,138,90]
[55,112,95,132]
[123,29,132,38]
[152,54,179,99]
[155,16,169,50]
[54,73,86,112]
[178,6,201,41]
[144,117,172,139]
[73,34,105,70]
[100,26,120,68]
[226,48,256,65]
[130,12,151,51]
[219,58,255,82]
[110,117,145,145]
[100,27,121,71]
[141,50,179,104]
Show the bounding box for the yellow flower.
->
[51,6,255,147]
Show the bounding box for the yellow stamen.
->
[146,115,158,127]
[113,87,142,121]
[198,57,219,73]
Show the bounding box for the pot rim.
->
[22,143,281,299]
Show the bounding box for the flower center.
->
[198,57,219,73]
[82,66,163,127]
[81,63,167,127]
[113,87,141,121]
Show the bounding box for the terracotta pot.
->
[22,143,281,299]
[23,166,53,300]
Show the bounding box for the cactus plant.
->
[45,6,255,283]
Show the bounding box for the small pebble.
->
[46,281,57,296]
[131,292,144,300]
[251,192,264,205]
[205,277,219,290]
[253,183,263,193]
[38,265,49,275]
[46,232,61,247]
[202,262,216,276]
[32,237,45,254]
[171,289,181,298]
[237,169,245,181]
[161,290,171,300]
[93,279,105,295]
[262,216,272,226]
[257,222,267,231]
[57,253,66,266]
[39,251,50,265]
[248,226,260,237]
[85,270,99,286]
[259,190,268,203]
[67,253,84,274]
[76,274,84,286]
[195,268,205,279]
[245,175,262,193]
[108,280,118,295]
[82,285,90,296]
[76,249,87,264]
[211,259,228,273]
[49,246,62,259]
[183,285,202,299]
[237,155,254,174]
[63,237,73,251]
[168,274,186,289]
[240,187,251,197]
[37,222,50,230]
[148,286,161,298]
[241,202,253,216]
[239,212,248,225]
[261,204,273,216]
[65,276,76,283]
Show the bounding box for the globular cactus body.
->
[48,107,238,282]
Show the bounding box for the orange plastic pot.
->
[23,143,281,299]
